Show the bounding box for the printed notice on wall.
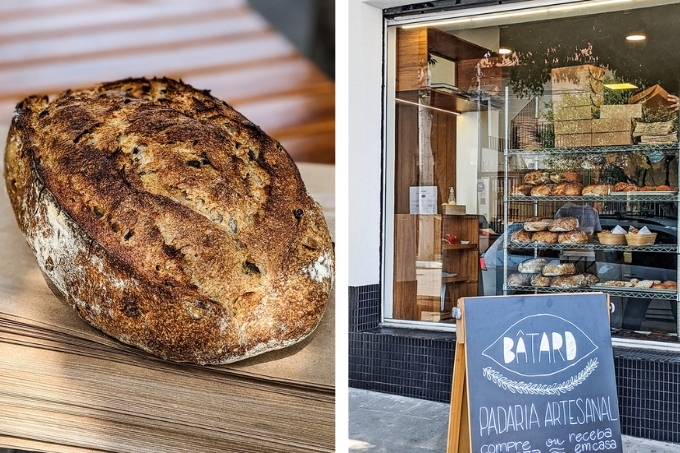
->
[409,186,437,215]
[463,293,622,453]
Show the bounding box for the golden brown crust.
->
[4,77,334,364]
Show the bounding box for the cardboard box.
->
[554,105,594,121]
[553,90,598,107]
[555,133,591,148]
[551,65,605,110]
[628,84,673,112]
[551,65,605,88]
[442,204,466,215]
[599,104,642,119]
[591,117,632,133]
[554,119,592,135]
[591,131,632,146]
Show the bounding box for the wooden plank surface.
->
[0,0,334,163]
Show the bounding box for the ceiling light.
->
[604,83,638,90]
[626,33,646,42]
[498,47,513,55]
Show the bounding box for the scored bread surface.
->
[4,77,334,364]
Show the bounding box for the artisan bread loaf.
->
[523,170,550,185]
[511,229,533,243]
[530,184,555,196]
[558,231,588,244]
[542,262,576,276]
[523,217,551,232]
[531,231,559,244]
[549,217,579,232]
[553,182,584,196]
[4,77,334,364]
[518,258,547,274]
[511,184,533,196]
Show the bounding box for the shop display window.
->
[383,0,680,343]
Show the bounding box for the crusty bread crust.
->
[4,77,334,364]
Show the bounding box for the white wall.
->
[456,112,482,213]
[348,1,384,286]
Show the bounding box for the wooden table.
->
[0,0,335,164]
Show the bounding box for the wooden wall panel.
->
[393,214,418,320]
[394,103,419,214]
[396,28,427,92]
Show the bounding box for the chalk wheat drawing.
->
[482,358,598,395]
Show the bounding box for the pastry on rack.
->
[548,217,579,232]
[524,170,551,185]
[553,182,584,196]
[518,258,548,273]
[550,273,599,288]
[531,231,559,244]
[581,184,612,196]
[511,184,533,196]
[523,217,551,232]
[558,231,588,244]
[531,184,555,196]
[510,229,533,243]
[542,262,576,276]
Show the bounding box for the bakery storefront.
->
[349,0,680,443]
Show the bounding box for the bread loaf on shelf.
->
[507,273,532,286]
[542,262,576,276]
[3,77,335,365]
[550,273,599,288]
[531,231,559,244]
[511,184,533,196]
[558,231,589,244]
[524,170,551,185]
[549,217,579,232]
[553,182,584,196]
[523,217,551,232]
[531,274,552,287]
[581,184,612,196]
[550,171,581,184]
[518,258,548,274]
[531,184,555,196]
[511,229,533,243]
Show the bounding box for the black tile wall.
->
[348,284,680,443]
[349,284,380,332]
[614,347,680,443]
[349,327,455,402]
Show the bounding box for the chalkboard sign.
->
[447,293,623,453]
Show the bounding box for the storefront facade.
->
[349,0,680,442]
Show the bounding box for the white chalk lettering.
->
[502,331,578,365]
[569,428,617,453]
[479,404,540,436]
[480,440,538,453]
[544,397,617,427]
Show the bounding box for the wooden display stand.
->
[420,215,478,321]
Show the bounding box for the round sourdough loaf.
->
[4,77,334,364]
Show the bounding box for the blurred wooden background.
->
[0,0,335,164]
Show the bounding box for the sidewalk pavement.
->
[349,388,680,453]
